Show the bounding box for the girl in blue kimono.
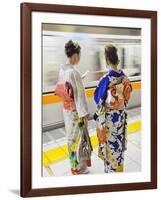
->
[94,45,132,173]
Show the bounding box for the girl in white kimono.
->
[58,40,92,175]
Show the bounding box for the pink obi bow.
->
[55,81,76,111]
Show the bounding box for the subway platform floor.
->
[43,107,141,177]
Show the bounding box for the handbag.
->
[78,120,93,167]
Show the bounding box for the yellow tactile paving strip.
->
[43,120,141,167]
[43,81,141,105]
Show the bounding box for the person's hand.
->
[81,70,89,79]
[93,112,98,121]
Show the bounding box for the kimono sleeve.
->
[94,75,110,105]
[70,70,88,118]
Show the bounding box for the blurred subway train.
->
[42,24,141,131]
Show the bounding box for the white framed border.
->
[32,12,151,189]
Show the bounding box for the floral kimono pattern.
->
[58,64,92,174]
[94,69,132,173]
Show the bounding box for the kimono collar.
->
[108,69,123,77]
[61,64,76,70]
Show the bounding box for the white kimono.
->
[58,64,91,173]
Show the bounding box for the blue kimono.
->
[94,69,132,173]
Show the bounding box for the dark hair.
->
[65,40,81,57]
[104,44,119,65]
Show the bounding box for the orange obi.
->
[106,77,132,110]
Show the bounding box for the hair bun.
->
[65,40,81,57]
[105,44,119,65]
[65,40,75,49]
[106,45,117,53]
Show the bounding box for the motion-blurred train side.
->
[42,24,141,131]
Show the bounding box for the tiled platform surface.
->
[43,107,141,177]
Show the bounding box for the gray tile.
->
[50,159,71,177]
[125,161,141,172]
[126,143,141,165]
[43,133,52,144]
[48,128,66,140]
[127,107,141,118]
[88,120,97,129]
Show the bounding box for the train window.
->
[42,24,141,93]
